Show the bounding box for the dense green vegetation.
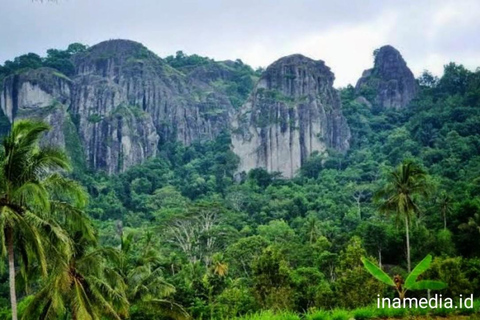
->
[1,45,480,319]
[165,50,262,108]
[0,43,87,81]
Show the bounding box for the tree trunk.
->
[378,248,382,268]
[443,212,447,231]
[357,199,361,219]
[7,228,18,320]
[405,215,411,273]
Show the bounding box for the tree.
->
[437,191,453,230]
[361,222,391,268]
[23,235,129,319]
[252,247,293,310]
[118,233,188,319]
[167,203,225,267]
[335,236,383,308]
[375,161,430,272]
[362,254,447,299]
[225,235,269,277]
[0,120,87,320]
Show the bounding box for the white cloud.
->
[285,12,398,87]
[0,0,479,87]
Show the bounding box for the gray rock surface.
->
[1,40,235,173]
[231,54,350,178]
[0,68,71,148]
[355,45,418,110]
[0,40,353,176]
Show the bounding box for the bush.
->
[352,306,375,320]
[330,309,351,320]
[235,310,300,320]
[305,309,329,320]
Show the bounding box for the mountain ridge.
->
[0,39,417,177]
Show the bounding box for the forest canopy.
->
[1,44,480,319]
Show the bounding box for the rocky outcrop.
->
[0,68,71,148]
[231,54,350,178]
[69,39,234,173]
[0,40,235,173]
[0,40,353,176]
[355,45,417,110]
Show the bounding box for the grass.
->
[235,310,300,320]
[305,309,329,320]
[232,299,480,320]
[352,306,376,320]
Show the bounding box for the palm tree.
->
[306,216,320,244]
[437,191,453,230]
[119,233,189,319]
[375,161,430,272]
[0,120,87,320]
[23,233,129,320]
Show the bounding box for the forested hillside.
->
[0,43,480,319]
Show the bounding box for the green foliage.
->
[235,310,301,320]
[363,253,447,301]
[165,51,257,108]
[0,43,87,80]
[361,257,395,286]
[1,55,480,319]
[0,120,91,319]
[87,113,102,123]
[404,254,433,288]
[352,306,376,320]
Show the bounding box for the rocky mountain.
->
[355,45,417,110]
[1,40,237,173]
[1,40,355,177]
[231,54,350,178]
[0,68,72,148]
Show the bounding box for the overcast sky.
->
[1,0,479,87]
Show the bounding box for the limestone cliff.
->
[0,40,352,176]
[231,54,350,178]
[70,40,236,172]
[0,68,72,148]
[0,40,235,173]
[355,45,418,110]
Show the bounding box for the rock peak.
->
[355,45,417,110]
[88,39,147,55]
[267,54,329,75]
[258,54,334,99]
[231,54,350,178]
[270,54,324,64]
[373,45,409,77]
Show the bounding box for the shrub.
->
[352,306,375,320]
[305,309,329,320]
[330,309,351,320]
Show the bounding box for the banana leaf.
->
[361,257,395,287]
[408,280,447,291]
[404,255,432,289]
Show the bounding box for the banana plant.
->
[361,254,447,299]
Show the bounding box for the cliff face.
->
[0,40,353,176]
[70,40,235,173]
[0,68,72,148]
[0,40,235,173]
[231,54,350,178]
[355,45,418,110]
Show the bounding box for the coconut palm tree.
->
[0,120,87,320]
[22,233,129,320]
[119,232,189,320]
[375,161,430,272]
[437,191,453,230]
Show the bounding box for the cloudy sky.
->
[1,0,479,87]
